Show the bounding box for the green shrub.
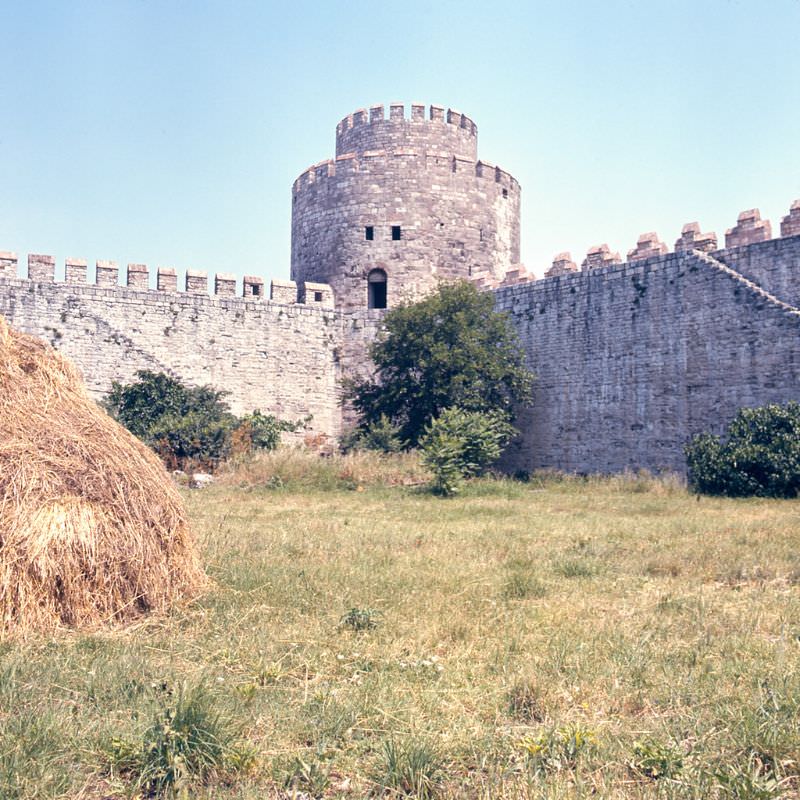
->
[104,371,301,470]
[347,280,534,447]
[685,402,800,497]
[419,407,515,495]
[341,414,405,453]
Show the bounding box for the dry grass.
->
[1,454,800,797]
[0,315,206,636]
[216,447,431,490]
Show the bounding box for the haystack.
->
[0,315,206,635]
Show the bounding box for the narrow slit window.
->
[368,269,387,309]
[391,225,401,241]
[365,226,374,240]
[502,188,508,199]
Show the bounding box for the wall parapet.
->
[1,250,335,308]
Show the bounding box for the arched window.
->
[368,269,387,309]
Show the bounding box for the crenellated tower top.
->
[335,102,478,160]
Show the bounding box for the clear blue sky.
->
[1,0,799,284]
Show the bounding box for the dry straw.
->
[0,315,206,636]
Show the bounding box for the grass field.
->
[2,454,800,798]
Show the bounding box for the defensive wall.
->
[1,199,798,475]
[0,257,380,441]
[495,201,800,474]
[291,103,520,311]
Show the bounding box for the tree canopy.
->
[347,281,534,446]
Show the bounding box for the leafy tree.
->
[420,408,515,495]
[347,281,534,447]
[685,401,800,497]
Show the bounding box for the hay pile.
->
[0,315,206,635]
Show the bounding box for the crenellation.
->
[270,278,297,304]
[3,95,798,479]
[214,272,236,297]
[65,258,87,284]
[185,269,208,294]
[126,263,148,289]
[297,104,519,310]
[300,281,334,307]
[781,199,800,238]
[545,252,578,277]
[243,275,265,299]
[157,267,177,292]
[0,252,17,277]
[627,232,668,262]
[96,260,119,287]
[726,208,772,248]
[675,222,718,253]
[582,244,622,271]
[28,254,55,282]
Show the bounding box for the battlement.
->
[0,252,334,308]
[334,102,478,160]
[292,151,520,195]
[485,199,800,289]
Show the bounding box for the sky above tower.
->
[1,0,798,284]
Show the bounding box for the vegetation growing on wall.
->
[685,401,800,497]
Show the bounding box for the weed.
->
[340,607,383,632]
[553,557,598,578]
[518,725,597,774]
[502,571,547,600]
[630,738,683,779]
[375,738,442,798]
[281,754,332,796]
[104,682,254,796]
[507,677,546,722]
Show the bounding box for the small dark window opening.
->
[479,228,484,241]
[368,269,387,309]
[314,291,323,302]
[252,284,261,296]
[365,226,374,240]
[502,188,508,198]
[391,225,401,241]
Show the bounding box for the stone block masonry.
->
[292,103,521,311]
[0,263,368,441]
[495,233,800,474]
[1,99,798,475]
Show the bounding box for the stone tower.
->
[290,103,521,311]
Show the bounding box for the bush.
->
[347,281,534,447]
[104,371,301,470]
[340,414,405,453]
[685,402,800,498]
[419,407,515,495]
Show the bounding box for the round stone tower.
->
[291,102,521,311]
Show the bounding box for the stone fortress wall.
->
[495,207,800,473]
[0,97,798,475]
[0,256,380,441]
[291,103,520,310]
